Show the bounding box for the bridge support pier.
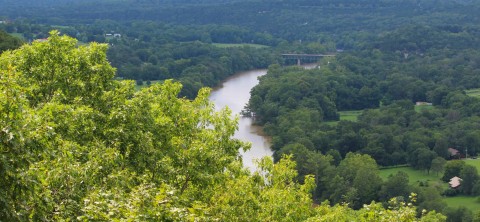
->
[297,58,301,66]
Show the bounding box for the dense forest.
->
[2,0,480,221]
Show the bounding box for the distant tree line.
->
[2,0,479,49]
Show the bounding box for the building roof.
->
[449,176,462,188]
[448,148,460,156]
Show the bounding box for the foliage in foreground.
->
[0,31,445,221]
[0,30,23,53]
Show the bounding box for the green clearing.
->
[444,196,480,211]
[324,110,363,126]
[326,106,433,124]
[338,110,363,121]
[212,43,269,49]
[466,88,480,98]
[379,166,442,184]
[464,159,480,172]
[415,104,435,112]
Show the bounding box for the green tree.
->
[473,210,480,222]
[334,153,382,209]
[415,186,447,214]
[411,148,437,174]
[431,157,447,176]
[433,138,450,159]
[442,160,466,182]
[0,47,32,220]
[379,171,411,202]
[1,30,120,220]
[326,149,342,166]
[444,207,473,222]
[9,30,116,107]
[460,165,479,195]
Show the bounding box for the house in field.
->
[448,148,461,159]
[449,176,462,189]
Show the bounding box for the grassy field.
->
[338,110,363,121]
[466,88,480,98]
[464,159,480,172]
[324,110,363,126]
[444,196,480,211]
[379,166,442,185]
[212,43,269,49]
[415,104,435,112]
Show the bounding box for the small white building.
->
[449,176,462,189]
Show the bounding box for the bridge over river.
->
[281,53,336,65]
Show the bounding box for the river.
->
[209,64,317,171]
[209,69,271,171]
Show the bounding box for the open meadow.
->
[444,196,480,211]
[379,166,442,185]
[466,88,480,98]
